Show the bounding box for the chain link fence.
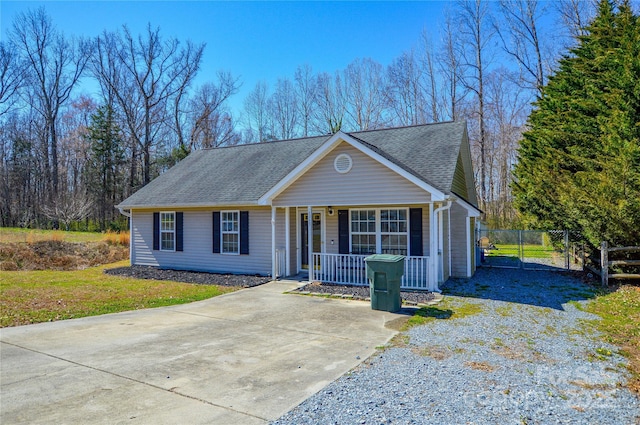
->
[476,229,585,271]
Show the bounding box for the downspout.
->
[431,199,453,292]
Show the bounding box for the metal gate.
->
[476,229,584,271]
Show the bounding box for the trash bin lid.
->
[364,254,405,263]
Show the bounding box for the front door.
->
[301,212,322,270]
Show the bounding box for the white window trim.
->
[380,208,409,256]
[221,210,240,255]
[350,209,377,255]
[349,208,409,255]
[160,211,176,252]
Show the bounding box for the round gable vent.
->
[334,153,353,174]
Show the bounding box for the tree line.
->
[0,1,618,230]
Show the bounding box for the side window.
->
[221,211,239,254]
[160,212,175,251]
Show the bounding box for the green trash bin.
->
[365,254,405,312]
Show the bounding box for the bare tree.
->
[189,74,240,149]
[438,9,467,121]
[555,0,598,41]
[42,190,93,230]
[419,31,442,123]
[294,64,318,137]
[496,0,549,94]
[343,58,387,131]
[386,49,425,126]
[0,41,26,117]
[313,72,346,134]
[269,77,299,140]
[169,41,206,153]
[455,0,496,207]
[243,81,271,142]
[91,24,204,187]
[11,7,91,199]
[484,68,529,227]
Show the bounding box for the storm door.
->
[301,212,322,270]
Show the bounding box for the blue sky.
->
[1,1,447,113]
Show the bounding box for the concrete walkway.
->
[0,280,406,424]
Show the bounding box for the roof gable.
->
[258,131,446,205]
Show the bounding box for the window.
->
[160,212,175,251]
[350,210,376,255]
[349,208,408,255]
[380,209,408,255]
[221,211,239,254]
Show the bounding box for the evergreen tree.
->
[513,0,640,247]
[85,105,125,229]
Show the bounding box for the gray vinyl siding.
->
[451,154,468,200]
[450,202,469,278]
[131,207,275,275]
[273,142,431,207]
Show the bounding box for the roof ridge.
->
[348,120,460,136]
[201,134,330,151]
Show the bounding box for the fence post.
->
[564,231,570,270]
[518,230,523,269]
[601,241,608,286]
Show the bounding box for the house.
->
[117,121,481,292]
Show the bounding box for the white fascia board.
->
[122,201,260,210]
[257,132,347,205]
[455,197,482,217]
[259,131,446,205]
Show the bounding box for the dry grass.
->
[465,361,496,372]
[103,230,130,246]
[0,228,105,244]
[0,240,128,271]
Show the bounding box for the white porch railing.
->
[312,253,431,290]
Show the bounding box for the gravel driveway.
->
[272,268,639,425]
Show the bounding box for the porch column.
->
[285,206,291,276]
[308,205,313,283]
[271,206,277,279]
[429,203,438,292]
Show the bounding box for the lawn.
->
[486,244,559,259]
[0,260,237,327]
[584,284,640,394]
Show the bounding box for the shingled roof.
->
[118,121,474,209]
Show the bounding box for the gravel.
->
[104,265,271,287]
[272,268,639,425]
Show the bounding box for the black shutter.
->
[212,211,220,253]
[410,208,423,256]
[153,212,160,251]
[176,212,184,252]
[338,210,349,254]
[240,211,249,255]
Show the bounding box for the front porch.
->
[270,204,441,292]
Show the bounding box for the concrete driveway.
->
[0,280,405,424]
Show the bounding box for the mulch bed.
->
[293,281,438,306]
[104,265,437,304]
[104,265,271,287]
